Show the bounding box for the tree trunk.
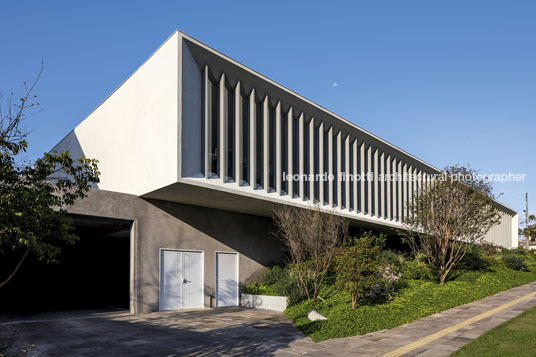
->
[0,248,29,289]
[351,295,357,309]
[439,272,447,285]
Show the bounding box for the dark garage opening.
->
[0,215,131,314]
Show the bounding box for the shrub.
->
[382,250,404,271]
[509,247,529,256]
[369,266,402,301]
[458,245,489,271]
[260,265,287,286]
[400,260,433,280]
[480,242,499,255]
[335,236,383,308]
[483,254,504,268]
[242,283,278,296]
[274,273,309,306]
[501,254,528,271]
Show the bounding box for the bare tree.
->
[273,203,348,301]
[403,166,500,285]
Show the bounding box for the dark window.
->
[209,78,219,178]
[255,99,263,189]
[323,129,329,205]
[268,104,275,191]
[303,119,310,200]
[332,134,337,207]
[226,83,235,182]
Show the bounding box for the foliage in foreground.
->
[284,267,536,342]
[451,305,536,356]
[0,67,100,288]
[403,165,501,285]
[273,204,348,301]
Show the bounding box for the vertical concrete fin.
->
[234,81,242,184]
[309,117,315,202]
[352,138,358,212]
[275,101,282,195]
[249,88,256,189]
[344,134,350,211]
[263,95,270,192]
[298,113,304,200]
[318,121,324,205]
[219,73,227,182]
[204,65,210,179]
[328,126,333,207]
[287,107,294,198]
[386,154,391,220]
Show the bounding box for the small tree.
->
[273,204,348,301]
[0,68,100,288]
[403,166,500,285]
[335,235,382,309]
[519,215,536,243]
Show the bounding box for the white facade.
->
[52,30,518,248]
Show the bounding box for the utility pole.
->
[526,193,530,250]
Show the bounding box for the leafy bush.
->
[273,271,311,306]
[260,265,286,286]
[458,245,489,271]
[285,268,536,342]
[400,260,432,280]
[483,254,504,268]
[509,247,529,256]
[248,264,313,305]
[501,254,528,271]
[242,283,278,296]
[382,250,404,271]
[369,266,402,301]
[480,242,499,255]
[335,236,383,308]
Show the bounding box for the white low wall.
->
[240,294,287,312]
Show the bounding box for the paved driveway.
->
[0,307,311,356]
[2,281,536,356]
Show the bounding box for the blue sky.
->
[1,0,534,221]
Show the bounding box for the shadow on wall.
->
[49,130,99,189]
[143,198,285,269]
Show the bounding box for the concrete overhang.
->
[142,178,405,233]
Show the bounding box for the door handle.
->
[183,279,191,283]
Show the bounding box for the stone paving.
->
[1,281,535,356]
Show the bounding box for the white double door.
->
[160,250,203,310]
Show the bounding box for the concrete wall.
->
[484,211,519,248]
[67,188,283,314]
[51,32,180,196]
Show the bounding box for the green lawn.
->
[450,305,536,356]
[284,268,536,342]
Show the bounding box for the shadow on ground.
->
[0,307,306,356]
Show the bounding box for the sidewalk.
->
[277,280,536,356]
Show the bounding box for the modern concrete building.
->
[49,30,518,314]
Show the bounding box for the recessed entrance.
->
[0,214,132,313]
